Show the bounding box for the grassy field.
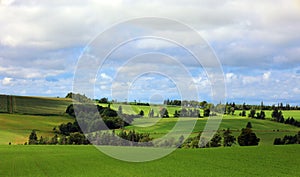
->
[0,114,73,145]
[0,145,299,177]
[125,117,300,146]
[0,95,72,115]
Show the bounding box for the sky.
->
[1,0,300,105]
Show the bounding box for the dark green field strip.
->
[0,145,299,177]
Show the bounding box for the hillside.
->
[0,95,74,144]
[0,95,72,115]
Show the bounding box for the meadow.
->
[0,114,73,145]
[0,145,299,177]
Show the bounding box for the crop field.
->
[0,114,73,145]
[0,145,299,177]
[0,95,72,115]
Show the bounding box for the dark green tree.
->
[238,127,260,146]
[203,108,210,117]
[139,110,144,117]
[246,122,252,129]
[223,128,236,147]
[160,108,169,118]
[210,133,222,147]
[249,109,256,118]
[28,130,38,145]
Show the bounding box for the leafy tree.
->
[203,108,210,117]
[159,108,169,118]
[249,109,256,118]
[223,128,236,147]
[238,128,260,146]
[174,110,180,117]
[241,110,246,117]
[210,133,222,147]
[246,122,252,128]
[99,97,108,103]
[28,130,38,145]
[139,110,144,117]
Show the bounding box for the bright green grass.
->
[0,145,299,177]
[235,110,300,120]
[125,117,300,145]
[0,114,73,145]
[99,103,199,117]
[0,95,72,115]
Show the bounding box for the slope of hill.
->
[0,95,74,144]
[0,114,73,145]
[0,95,72,115]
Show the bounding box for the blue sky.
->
[1,0,300,105]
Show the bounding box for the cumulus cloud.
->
[0,0,299,103]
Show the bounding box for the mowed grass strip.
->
[0,145,299,177]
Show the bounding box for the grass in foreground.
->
[0,145,299,177]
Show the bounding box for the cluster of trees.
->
[163,99,211,108]
[274,131,300,145]
[174,108,200,118]
[182,128,236,148]
[271,108,300,127]
[65,92,92,103]
[27,130,90,145]
[238,122,260,146]
[88,130,153,146]
[159,108,169,118]
[247,109,266,119]
[181,122,259,148]
[227,102,300,111]
[66,104,138,132]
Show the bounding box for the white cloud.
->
[263,71,271,80]
[0,0,300,104]
[1,77,13,86]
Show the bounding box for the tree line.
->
[274,131,300,145]
[180,122,259,148]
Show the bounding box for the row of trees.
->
[65,92,92,103]
[88,130,153,146]
[181,122,260,148]
[274,131,300,145]
[226,102,300,111]
[28,130,90,145]
[271,108,300,127]
[66,104,139,132]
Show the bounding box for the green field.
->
[0,96,300,176]
[0,95,72,115]
[125,117,300,146]
[0,145,299,177]
[0,114,73,145]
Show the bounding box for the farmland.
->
[0,114,73,145]
[0,95,300,177]
[0,145,299,177]
[0,95,72,115]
